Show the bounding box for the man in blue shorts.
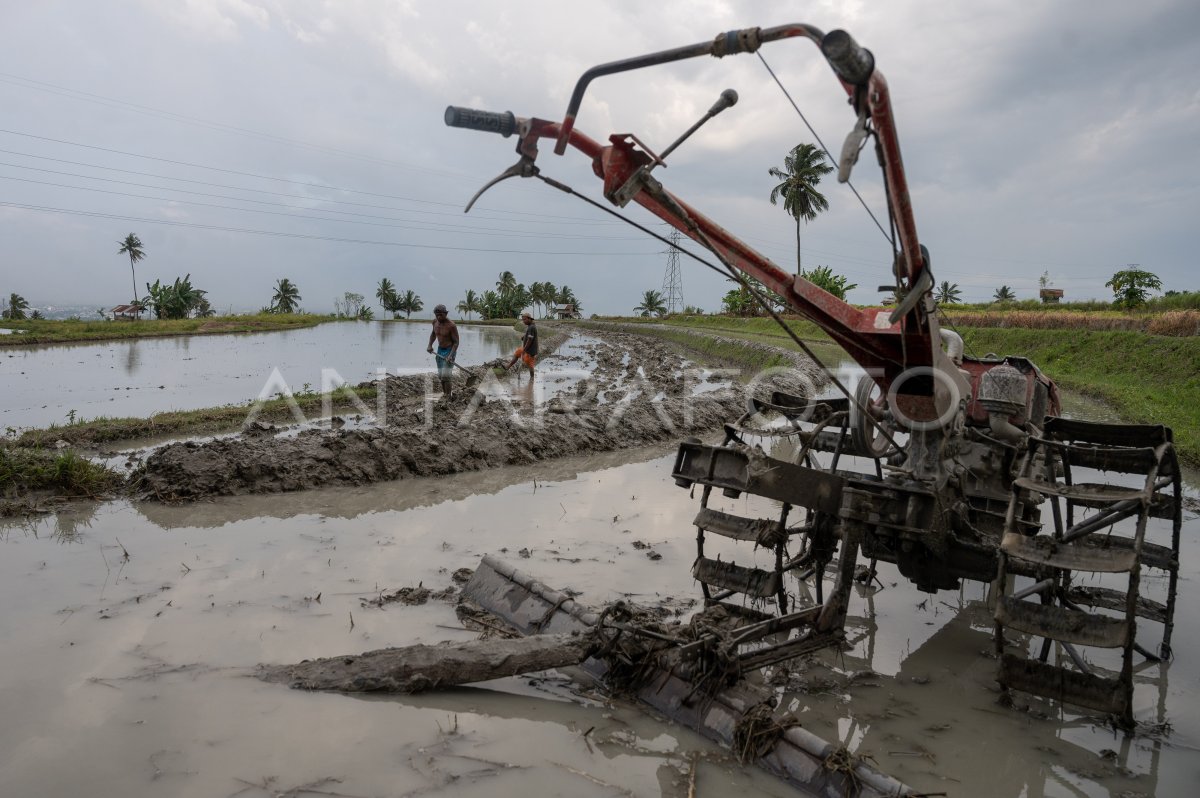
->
[426,304,460,399]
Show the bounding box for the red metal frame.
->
[516,117,930,392]
[486,25,993,416]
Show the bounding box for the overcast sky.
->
[1,0,1197,316]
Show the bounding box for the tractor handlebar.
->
[443,106,518,137]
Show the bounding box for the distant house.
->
[110,304,141,320]
[552,304,582,319]
[1039,288,1064,304]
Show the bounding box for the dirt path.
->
[133,327,821,501]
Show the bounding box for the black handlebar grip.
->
[444,106,517,137]
[821,30,875,87]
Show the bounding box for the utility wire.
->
[0,171,646,241]
[757,53,892,246]
[0,128,559,209]
[0,146,621,224]
[0,71,463,178]
[0,200,658,256]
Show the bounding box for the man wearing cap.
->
[427,304,459,399]
[505,309,538,381]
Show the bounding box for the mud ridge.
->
[134,328,818,501]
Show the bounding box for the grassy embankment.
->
[577,317,814,372]
[0,313,335,346]
[0,446,124,511]
[15,385,381,449]
[600,314,1199,465]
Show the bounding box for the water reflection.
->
[3,321,519,429]
[131,444,678,530]
[122,340,140,376]
[378,319,397,343]
[797,591,1173,797]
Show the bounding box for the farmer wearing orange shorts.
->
[505,309,538,381]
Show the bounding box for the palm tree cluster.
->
[457,272,580,320]
[374,279,424,318]
[143,274,212,319]
[3,292,30,320]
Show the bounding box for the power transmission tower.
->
[660,227,684,313]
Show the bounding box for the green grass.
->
[0,446,124,499]
[608,315,1199,464]
[0,313,335,346]
[16,386,380,448]
[959,328,1200,465]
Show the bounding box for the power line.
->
[0,200,661,256]
[0,146,622,225]
[0,127,560,209]
[0,71,461,178]
[0,171,646,241]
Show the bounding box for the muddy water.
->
[0,321,518,430]
[0,447,797,798]
[2,440,1198,797]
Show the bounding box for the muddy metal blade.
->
[464,555,917,798]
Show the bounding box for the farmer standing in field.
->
[506,309,538,381]
[427,304,459,399]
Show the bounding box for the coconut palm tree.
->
[992,285,1016,304]
[768,143,833,273]
[496,270,517,294]
[528,281,545,318]
[457,289,480,320]
[117,233,146,318]
[4,293,30,320]
[633,289,668,317]
[935,281,963,304]
[376,278,397,315]
[542,281,556,315]
[396,289,423,319]
[272,278,302,314]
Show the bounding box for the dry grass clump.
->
[944,309,1199,335]
[1146,311,1200,337]
[945,311,1144,331]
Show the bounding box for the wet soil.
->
[132,328,816,501]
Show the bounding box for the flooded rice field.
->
[0,321,519,430]
[2,325,1198,797]
[2,443,1197,797]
